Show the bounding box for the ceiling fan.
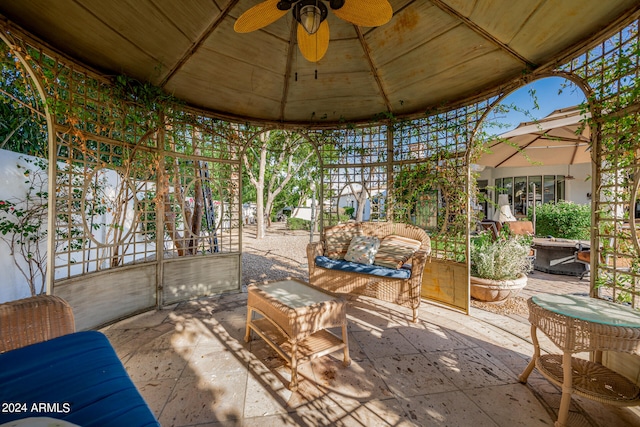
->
[234,0,393,62]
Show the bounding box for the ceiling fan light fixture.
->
[301,5,321,34]
[294,0,328,35]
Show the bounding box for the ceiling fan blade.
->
[297,21,330,62]
[332,0,393,27]
[234,0,288,33]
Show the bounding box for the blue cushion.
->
[0,330,159,427]
[315,256,412,279]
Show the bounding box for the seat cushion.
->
[315,256,412,279]
[374,235,422,269]
[0,331,159,427]
[344,235,380,265]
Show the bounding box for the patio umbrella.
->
[477,107,591,168]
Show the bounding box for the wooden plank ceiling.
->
[0,0,638,126]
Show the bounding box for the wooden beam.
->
[354,26,392,113]
[280,19,297,122]
[159,0,240,87]
[429,0,535,68]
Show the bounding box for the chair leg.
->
[579,265,590,280]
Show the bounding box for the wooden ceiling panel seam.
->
[195,46,286,79]
[0,16,108,82]
[355,26,391,112]
[461,0,546,46]
[532,4,640,75]
[158,0,240,88]
[366,2,462,69]
[173,68,285,103]
[387,53,524,109]
[71,0,161,65]
[384,41,515,94]
[200,26,290,74]
[429,0,537,68]
[149,2,195,41]
[280,22,297,121]
[372,21,461,69]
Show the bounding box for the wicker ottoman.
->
[245,279,351,390]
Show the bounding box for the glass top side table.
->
[519,294,640,427]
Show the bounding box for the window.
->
[493,175,565,217]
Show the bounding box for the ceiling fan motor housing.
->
[278,0,345,11]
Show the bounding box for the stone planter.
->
[470,274,528,303]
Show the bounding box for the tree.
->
[0,44,47,156]
[242,130,315,239]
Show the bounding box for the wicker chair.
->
[0,294,75,353]
[307,222,431,322]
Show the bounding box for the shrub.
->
[287,217,310,231]
[323,213,351,226]
[470,231,533,281]
[343,206,355,218]
[530,201,590,240]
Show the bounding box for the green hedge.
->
[322,213,351,226]
[287,217,311,230]
[529,201,591,240]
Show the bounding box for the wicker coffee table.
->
[519,294,640,427]
[245,279,351,390]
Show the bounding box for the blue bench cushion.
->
[315,255,412,279]
[0,330,159,427]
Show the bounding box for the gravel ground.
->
[241,222,528,316]
[241,222,316,289]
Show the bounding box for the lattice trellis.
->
[2,16,640,319]
[1,34,244,298]
[53,131,159,279]
[321,126,389,226]
[559,20,640,307]
[319,103,491,264]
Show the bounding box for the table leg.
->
[555,351,573,427]
[519,324,540,383]
[594,349,603,364]
[244,307,253,342]
[342,323,351,366]
[290,340,298,391]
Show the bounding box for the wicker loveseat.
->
[307,222,431,322]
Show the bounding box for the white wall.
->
[0,149,159,303]
[0,150,46,302]
[292,206,313,221]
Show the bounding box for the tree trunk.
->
[256,183,265,239]
[355,190,368,221]
[310,181,317,241]
[255,144,267,239]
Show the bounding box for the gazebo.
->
[1,1,640,425]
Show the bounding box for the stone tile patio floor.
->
[101,271,640,426]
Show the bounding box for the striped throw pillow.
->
[374,235,422,269]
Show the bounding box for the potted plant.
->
[470,230,533,302]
